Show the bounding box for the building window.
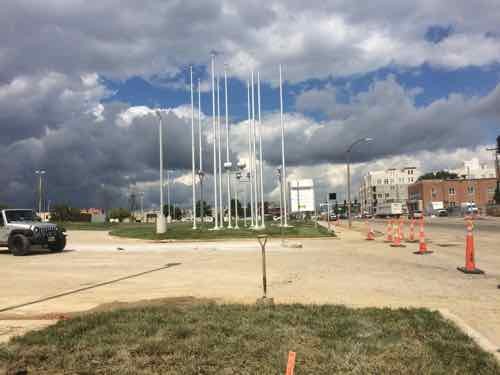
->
[448,187,455,195]
[467,186,474,194]
[378,194,383,198]
[385,193,390,198]
[449,201,456,207]
[431,188,436,198]
[487,187,495,195]
[384,179,388,184]
[377,179,382,185]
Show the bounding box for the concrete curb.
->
[439,308,500,362]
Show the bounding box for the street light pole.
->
[155,110,166,234]
[35,170,46,214]
[247,79,255,227]
[346,137,373,229]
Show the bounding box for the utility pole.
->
[197,78,204,230]
[217,76,223,228]
[251,72,258,227]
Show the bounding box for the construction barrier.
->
[384,219,393,242]
[365,220,375,240]
[406,218,418,242]
[390,217,405,248]
[457,217,484,274]
[413,217,432,255]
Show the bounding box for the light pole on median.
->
[155,110,166,234]
[346,137,373,229]
[35,170,46,215]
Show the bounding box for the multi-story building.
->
[359,167,420,215]
[408,178,497,214]
[449,158,496,179]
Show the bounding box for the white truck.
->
[376,203,403,217]
[0,209,66,256]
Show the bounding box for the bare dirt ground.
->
[1,220,499,359]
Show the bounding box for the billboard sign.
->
[289,179,315,213]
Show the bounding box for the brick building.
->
[407,178,497,214]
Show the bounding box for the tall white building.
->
[359,167,420,215]
[449,158,496,179]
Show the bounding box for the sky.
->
[1,0,500,210]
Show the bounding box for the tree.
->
[230,198,243,217]
[0,203,9,210]
[418,171,459,181]
[50,204,85,222]
[195,200,211,217]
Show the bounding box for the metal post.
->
[247,80,255,227]
[217,76,223,228]
[234,173,239,229]
[211,54,219,229]
[155,111,166,234]
[257,235,269,298]
[190,66,197,229]
[251,72,258,227]
[257,72,265,228]
[279,65,288,227]
[347,151,352,229]
[224,65,232,228]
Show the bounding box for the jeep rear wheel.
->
[48,234,66,252]
[8,234,31,256]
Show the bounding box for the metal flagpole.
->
[257,72,265,228]
[217,76,223,228]
[279,64,288,227]
[190,66,197,229]
[211,54,219,229]
[251,71,258,227]
[224,65,232,228]
[247,79,255,227]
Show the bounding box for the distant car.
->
[437,209,448,217]
[408,211,423,219]
[329,213,337,220]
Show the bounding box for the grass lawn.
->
[1,301,498,374]
[109,220,334,240]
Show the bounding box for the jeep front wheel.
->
[48,234,66,252]
[8,234,31,256]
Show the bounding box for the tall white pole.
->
[224,65,232,228]
[251,72,258,227]
[198,79,202,171]
[279,64,288,227]
[257,72,265,228]
[217,76,223,228]
[156,110,166,234]
[190,67,197,229]
[211,54,219,229]
[247,79,254,227]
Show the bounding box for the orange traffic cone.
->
[406,218,417,242]
[457,218,484,274]
[414,217,432,255]
[390,218,405,247]
[384,219,393,242]
[365,220,375,240]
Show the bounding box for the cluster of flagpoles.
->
[184,54,288,231]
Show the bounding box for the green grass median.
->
[108,220,333,240]
[1,301,498,374]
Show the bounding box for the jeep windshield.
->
[5,210,38,223]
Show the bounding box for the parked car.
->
[437,209,448,217]
[408,211,423,219]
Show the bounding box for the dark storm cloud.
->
[0,102,214,207]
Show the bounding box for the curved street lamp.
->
[346,137,373,229]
